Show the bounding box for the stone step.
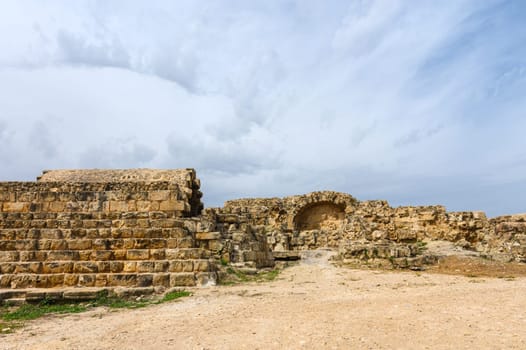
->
[272,250,301,261]
[3,298,25,306]
[0,237,193,250]
[0,259,215,274]
[0,220,189,231]
[0,228,192,240]
[0,211,187,221]
[0,271,216,289]
[0,248,212,262]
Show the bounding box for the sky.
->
[0,0,525,217]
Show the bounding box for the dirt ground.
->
[2,251,526,350]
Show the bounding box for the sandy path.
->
[2,251,526,349]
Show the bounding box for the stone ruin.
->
[0,169,525,302]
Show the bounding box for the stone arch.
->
[293,201,346,231]
[284,191,357,230]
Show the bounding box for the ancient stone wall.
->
[0,169,274,291]
[218,191,526,263]
[0,182,193,217]
[1,169,525,293]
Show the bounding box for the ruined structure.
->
[1,169,525,300]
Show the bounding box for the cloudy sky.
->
[0,1,525,216]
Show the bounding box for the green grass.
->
[220,267,281,285]
[0,289,192,332]
[159,290,192,303]
[2,303,86,321]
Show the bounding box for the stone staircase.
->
[0,211,218,289]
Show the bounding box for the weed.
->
[0,289,192,332]
[220,267,281,285]
[2,302,86,322]
[159,290,192,303]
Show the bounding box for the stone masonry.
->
[0,169,525,294]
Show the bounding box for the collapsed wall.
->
[220,191,526,264]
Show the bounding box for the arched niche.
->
[293,201,346,231]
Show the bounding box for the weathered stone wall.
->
[1,169,525,292]
[37,168,203,216]
[218,191,526,263]
[0,169,274,290]
[0,182,193,217]
[0,211,216,289]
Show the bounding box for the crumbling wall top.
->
[37,168,198,187]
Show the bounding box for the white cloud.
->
[0,0,524,216]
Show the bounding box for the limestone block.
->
[207,240,223,252]
[35,276,52,288]
[149,191,171,201]
[14,262,42,274]
[63,290,101,301]
[109,201,128,212]
[137,201,151,211]
[137,274,153,287]
[50,240,67,250]
[137,261,155,272]
[194,260,211,272]
[63,274,79,286]
[67,239,92,250]
[150,249,165,260]
[172,236,192,249]
[0,240,15,250]
[169,273,196,287]
[154,261,169,272]
[78,250,91,260]
[113,249,127,260]
[10,275,37,288]
[95,274,108,287]
[0,262,16,274]
[109,261,124,273]
[196,232,221,240]
[108,274,137,287]
[168,260,194,272]
[48,201,66,212]
[91,250,114,261]
[137,219,150,228]
[165,249,181,260]
[89,261,107,272]
[77,272,101,286]
[92,239,110,250]
[74,262,99,273]
[156,219,179,229]
[43,262,73,274]
[2,202,30,212]
[70,228,88,239]
[166,238,178,248]
[0,251,19,262]
[0,274,12,288]
[123,261,137,272]
[126,249,150,260]
[153,273,170,287]
[150,239,166,249]
[49,275,66,288]
[133,239,150,249]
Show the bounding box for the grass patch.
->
[159,290,192,303]
[0,289,192,333]
[2,303,86,321]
